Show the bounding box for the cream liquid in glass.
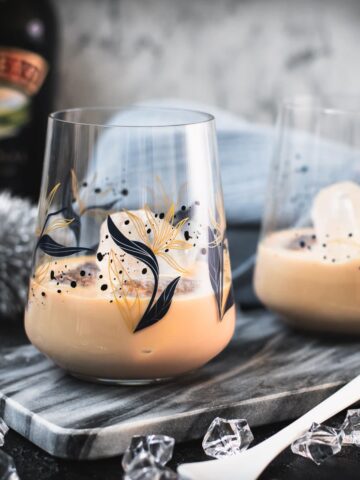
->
[26,207,235,381]
[25,257,235,380]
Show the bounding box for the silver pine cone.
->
[0,192,37,319]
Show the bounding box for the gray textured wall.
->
[52,0,360,123]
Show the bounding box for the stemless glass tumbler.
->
[25,107,236,384]
[254,96,360,333]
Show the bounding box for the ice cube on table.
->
[122,435,175,472]
[291,422,344,465]
[0,419,8,448]
[123,466,177,480]
[0,450,20,480]
[342,409,360,446]
[202,417,254,459]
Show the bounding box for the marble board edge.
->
[0,380,346,459]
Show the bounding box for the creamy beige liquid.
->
[25,256,235,380]
[254,229,360,332]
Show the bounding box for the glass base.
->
[69,372,174,386]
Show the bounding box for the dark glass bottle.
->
[0,0,57,201]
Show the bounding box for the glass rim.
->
[281,94,360,116]
[49,106,215,128]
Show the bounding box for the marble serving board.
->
[1,311,360,460]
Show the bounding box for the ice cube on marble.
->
[123,466,177,480]
[291,422,344,465]
[342,409,360,445]
[0,450,20,480]
[0,419,8,448]
[202,417,254,459]
[122,435,175,472]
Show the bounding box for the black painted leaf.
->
[174,204,192,221]
[107,215,159,277]
[208,227,223,319]
[62,172,81,245]
[223,287,235,316]
[38,234,94,257]
[135,276,180,332]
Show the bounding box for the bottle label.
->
[0,47,48,141]
[0,47,48,96]
[0,48,49,194]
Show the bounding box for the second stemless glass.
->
[25,107,236,384]
[254,96,360,333]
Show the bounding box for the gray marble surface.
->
[52,0,360,123]
[1,310,360,460]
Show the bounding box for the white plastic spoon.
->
[178,375,360,480]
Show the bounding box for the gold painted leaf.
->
[108,250,141,332]
[43,218,74,235]
[46,182,61,208]
[167,239,192,250]
[157,251,188,274]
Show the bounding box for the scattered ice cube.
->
[122,435,175,472]
[122,451,157,472]
[123,466,177,480]
[0,450,20,480]
[202,417,254,459]
[341,409,360,445]
[0,419,9,448]
[291,422,344,465]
